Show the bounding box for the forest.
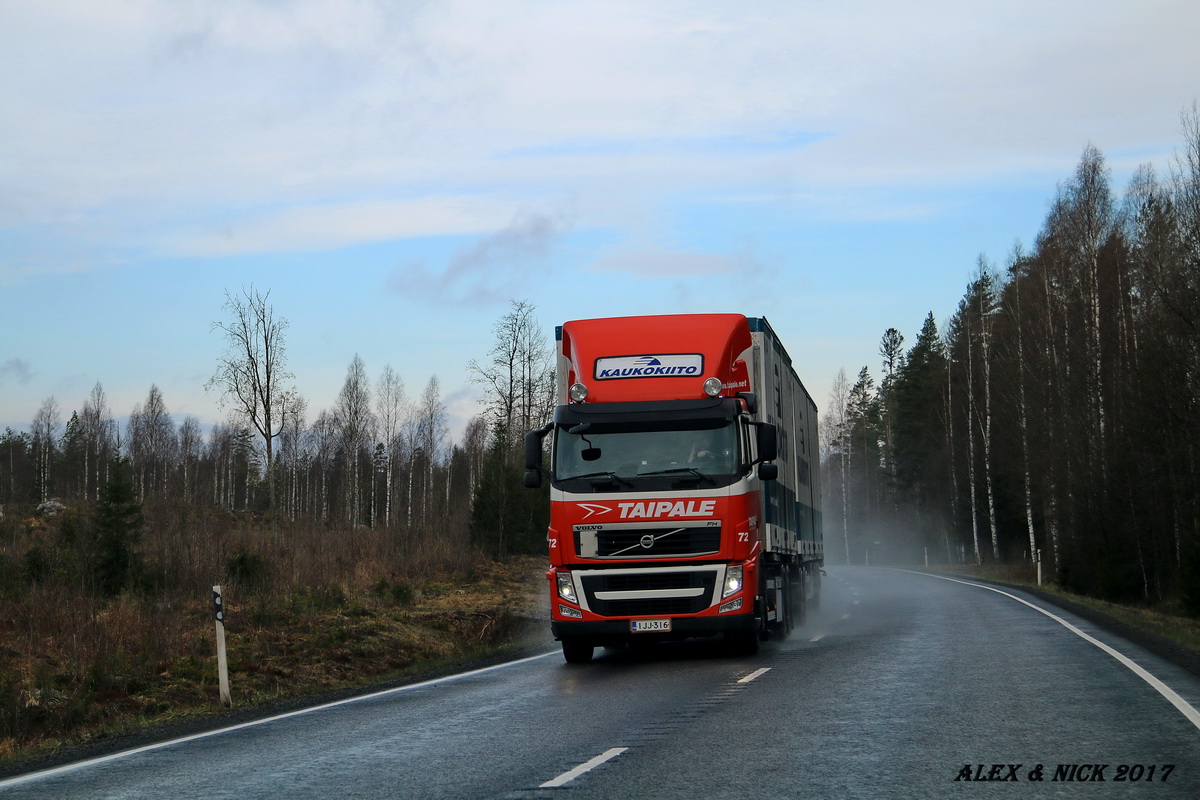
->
[821,107,1200,613]
[2,298,553,566]
[0,300,553,747]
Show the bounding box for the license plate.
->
[630,618,672,633]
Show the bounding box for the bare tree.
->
[823,368,851,564]
[1062,145,1116,485]
[468,300,553,455]
[31,397,61,503]
[208,285,294,515]
[334,355,374,526]
[179,415,203,505]
[1005,247,1040,568]
[277,396,309,521]
[975,263,1000,562]
[80,382,115,501]
[309,410,338,523]
[375,365,407,527]
[412,375,447,527]
[127,385,178,501]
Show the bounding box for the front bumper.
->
[551,612,757,643]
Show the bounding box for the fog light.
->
[719,597,744,613]
[556,571,578,603]
[703,377,723,397]
[559,604,583,619]
[569,383,588,402]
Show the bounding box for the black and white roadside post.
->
[1035,549,1042,587]
[212,585,232,707]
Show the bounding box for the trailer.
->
[524,314,822,663]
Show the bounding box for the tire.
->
[562,639,594,664]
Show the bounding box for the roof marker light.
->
[569,383,588,402]
[703,377,723,397]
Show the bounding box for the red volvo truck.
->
[524,314,823,663]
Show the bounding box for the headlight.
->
[556,571,578,604]
[723,564,743,598]
[569,383,588,402]
[703,377,723,397]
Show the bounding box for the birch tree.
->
[31,397,61,503]
[467,299,554,454]
[334,355,374,526]
[823,368,852,564]
[208,285,294,515]
[179,415,203,506]
[80,383,116,502]
[127,385,177,501]
[975,265,1001,561]
[1062,145,1115,486]
[1004,250,1039,566]
[413,375,447,526]
[375,365,407,527]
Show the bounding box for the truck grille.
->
[575,525,721,558]
[580,569,717,616]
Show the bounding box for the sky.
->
[2,0,1198,446]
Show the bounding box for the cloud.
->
[589,249,748,279]
[497,131,828,160]
[163,196,517,257]
[386,211,565,305]
[1,0,1196,281]
[0,358,34,387]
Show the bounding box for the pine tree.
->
[892,313,947,513]
[89,458,145,597]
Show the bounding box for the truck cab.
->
[525,314,821,663]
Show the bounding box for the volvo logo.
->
[640,534,656,549]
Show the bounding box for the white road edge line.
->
[912,571,1200,732]
[738,667,771,684]
[0,650,560,789]
[540,747,628,789]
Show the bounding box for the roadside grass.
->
[0,556,547,772]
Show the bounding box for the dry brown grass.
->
[0,505,546,769]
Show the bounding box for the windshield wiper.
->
[564,470,634,488]
[638,467,718,486]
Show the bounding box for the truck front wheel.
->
[561,639,594,664]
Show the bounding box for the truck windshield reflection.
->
[554,418,738,490]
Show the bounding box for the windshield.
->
[553,417,740,491]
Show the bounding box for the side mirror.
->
[750,422,778,481]
[523,424,553,490]
[755,423,778,463]
[525,429,544,472]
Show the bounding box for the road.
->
[4,567,1200,798]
